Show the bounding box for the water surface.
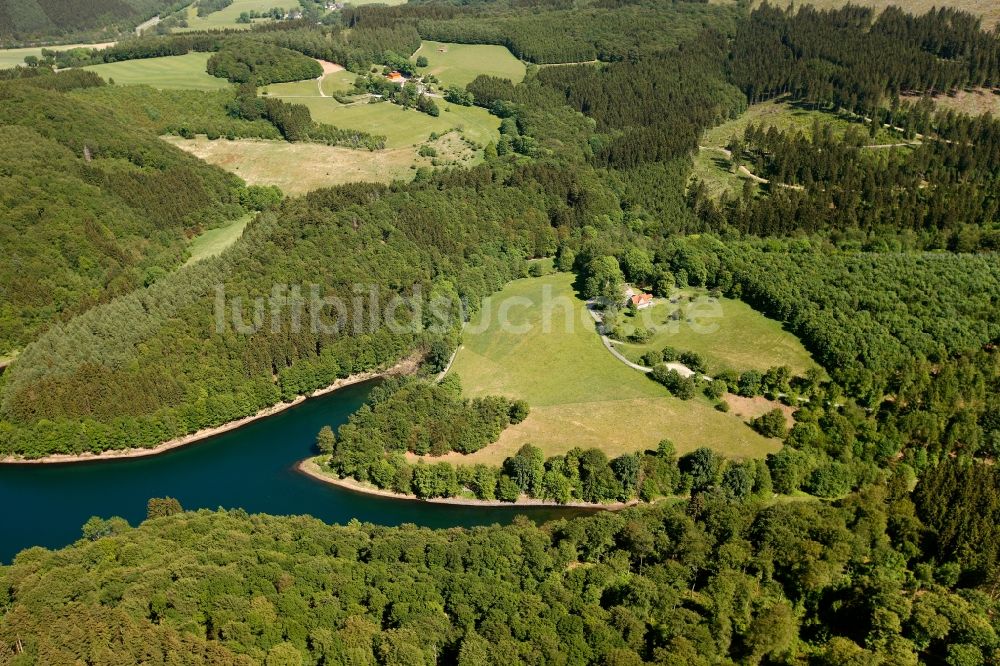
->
[0,380,584,562]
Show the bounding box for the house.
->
[386,71,406,85]
[630,292,653,309]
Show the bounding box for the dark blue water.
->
[0,380,584,563]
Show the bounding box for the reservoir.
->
[0,380,582,562]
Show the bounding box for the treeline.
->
[0,162,607,456]
[196,0,231,17]
[206,38,322,84]
[0,73,253,357]
[730,3,1000,114]
[228,82,386,148]
[3,478,998,663]
[345,0,736,64]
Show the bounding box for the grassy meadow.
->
[175,0,299,32]
[293,97,500,148]
[83,52,227,90]
[184,214,253,266]
[412,41,526,88]
[442,272,781,465]
[614,287,817,376]
[0,42,113,69]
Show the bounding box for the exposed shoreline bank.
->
[0,355,420,466]
[296,456,637,510]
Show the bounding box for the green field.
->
[412,41,526,88]
[0,42,114,69]
[443,272,781,465]
[613,287,817,376]
[175,0,299,32]
[260,69,357,98]
[184,214,253,266]
[291,97,500,149]
[83,52,227,90]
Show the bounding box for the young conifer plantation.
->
[1,1,999,663]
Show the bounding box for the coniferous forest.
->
[2,1,1000,663]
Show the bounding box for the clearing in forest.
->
[184,214,253,266]
[175,0,299,32]
[83,52,227,90]
[411,41,526,88]
[749,0,1000,30]
[611,287,818,376]
[443,272,781,465]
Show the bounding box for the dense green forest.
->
[2,1,1000,662]
[0,70,251,357]
[3,470,1000,664]
[0,0,182,44]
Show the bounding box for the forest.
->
[0,0,181,44]
[2,465,999,664]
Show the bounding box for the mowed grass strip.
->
[185,214,253,266]
[412,41,526,88]
[162,136,417,193]
[84,53,227,90]
[614,288,817,376]
[445,272,780,462]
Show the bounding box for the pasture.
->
[0,42,113,69]
[412,41,526,88]
[83,52,227,90]
[175,0,299,32]
[185,214,253,266]
[292,97,500,149]
[613,288,817,376]
[442,272,781,465]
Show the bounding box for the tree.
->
[583,256,625,305]
[416,55,429,68]
[316,425,336,455]
[721,461,755,499]
[146,497,183,520]
[752,409,788,439]
[509,400,530,424]
[680,447,720,493]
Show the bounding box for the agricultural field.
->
[83,52,227,90]
[184,214,253,266]
[0,42,113,68]
[412,41,526,88]
[259,65,356,98]
[441,272,781,465]
[162,136,420,192]
[612,287,818,376]
[174,0,299,32]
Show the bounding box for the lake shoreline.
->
[0,355,421,466]
[297,456,636,510]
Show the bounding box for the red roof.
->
[630,293,652,306]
